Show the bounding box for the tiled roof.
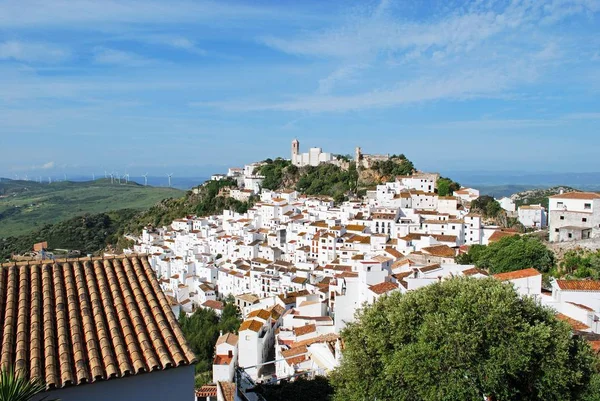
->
[294,324,316,337]
[216,332,239,347]
[493,268,540,281]
[239,319,263,333]
[247,309,271,321]
[462,267,489,277]
[421,245,456,258]
[555,280,600,292]
[369,281,399,295]
[556,313,590,331]
[0,256,196,390]
[488,230,519,243]
[218,381,236,401]
[196,384,217,397]
[549,192,600,200]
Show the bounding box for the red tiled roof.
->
[549,192,600,200]
[239,319,263,332]
[369,281,399,295]
[555,280,600,292]
[421,245,456,258]
[202,300,224,310]
[213,354,233,365]
[197,384,217,397]
[0,256,196,391]
[556,313,590,331]
[493,268,540,281]
[294,324,316,337]
[488,230,519,243]
[462,267,489,277]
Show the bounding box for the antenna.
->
[143,173,148,186]
[167,173,173,188]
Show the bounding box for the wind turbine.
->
[110,172,114,184]
[48,177,52,184]
[24,175,28,181]
[63,173,67,182]
[142,173,148,186]
[116,172,121,184]
[104,170,108,179]
[167,173,173,188]
[92,173,95,181]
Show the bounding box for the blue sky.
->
[1,0,599,178]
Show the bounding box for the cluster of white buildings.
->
[129,147,600,398]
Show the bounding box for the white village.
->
[123,140,600,400]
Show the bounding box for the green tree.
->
[331,277,597,401]
[0,367,56,401]
[457,235,555,274]
[437,177,460,196]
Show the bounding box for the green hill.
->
[0,178,183,238]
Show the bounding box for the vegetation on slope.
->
[178,298,241,387]
[512,186,577,209]
[559,249,600,279]
[0,209,138,260]
[456,235,555,274]
[0,178,183,237]
[296,163,359,203]
[331,277,599,401]
[369,154,414,178]
[256,376,334,401]
[436,176,461,196]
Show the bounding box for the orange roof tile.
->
[556,313,590,331]
[239,319,263,332]
[216,332,239,347]
[247,309,271,320]
[493,268,540,281]
[462,267,489,277]
[369,281,399,295]
[0,256,196,391]
[293,324,316,337]
[488,230,519,243]
[421,245,456,258]
[555,280,600,291]
[549,192,600,200]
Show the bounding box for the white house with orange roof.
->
[213,332,239,383]
[548,191,600,242]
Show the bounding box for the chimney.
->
[228,350,233,358]
[219,330,223,337]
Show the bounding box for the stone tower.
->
[355,146,362,163]
[291,138,300,160]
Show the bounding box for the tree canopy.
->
[470,195,503,218]
[560,249,600,279]
[331,277,598,401]
[456,235,555,274]
[178,297,241,387]
[436,177,461,196]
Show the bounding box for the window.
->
[367,266,371,272]
[583,218,588,222]
[568,233,573,239]
[560,216,565,220]
[452,226,456,229]
[585,203,592,209]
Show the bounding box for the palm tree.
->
[0,367,57,401]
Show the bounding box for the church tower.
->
[355,146,362,163]
[291,139,300,163]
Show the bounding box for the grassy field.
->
[0,178,183,237]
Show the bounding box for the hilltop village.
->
[124,140,600,398]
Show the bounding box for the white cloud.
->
[92,47,152,66]
[41,161,55,169]
[0,0,281,28]
[317,64,367,94]
[0,41,70,63]
[140,35,207,55]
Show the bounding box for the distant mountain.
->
[446,171,600,192]
[0,178,184,238]
[510,186,578,209]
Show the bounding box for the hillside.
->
[0,178,184,237]
[511,185,577,209]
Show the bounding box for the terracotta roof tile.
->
[293,324,316,337]
[239,319,263,332]
[462,267,489,277]
[421,245,456,258]
[556,313,590,331]
[488,230,519,243]
[555,280,600,292]
[369,281,399,295]
[493,268,540,281]
[218,381,236,401]
[549,192,600,200]
[202,300,224,310]
[0,256,196,391]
